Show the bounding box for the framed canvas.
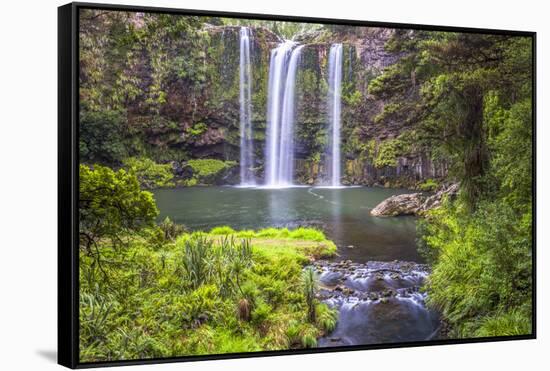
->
[58,2,536,368]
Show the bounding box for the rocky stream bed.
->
[314,260,441,346]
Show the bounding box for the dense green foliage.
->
[79,110,128,164]
[221,18,322,40]
[79,163,337,361]
[79,164,158,254]
[422,201,532,337]
[371,31,533,337]
[418,178,439,192]
[373,137,406,169]
[182,159,237,186]
[123,157,175,189]
[80,229,338,361]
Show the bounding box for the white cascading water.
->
[327,43,343,187]
[265,42,304,187]
[239,27,255,185]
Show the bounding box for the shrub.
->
[251,299,272,326]
[316,303,338,333]
[373,138,402,168]
[209,226,236,235]
[185,122,208,139]
[301,333,317,348]
[80,109,127,165]
[187,159,235,177]
[184,159,237,185]
[418,178,439,192]
[474,307,532,337]
[256,227,280,238]
[79,164,158,254]
[159,217,186,241]
[123,157,174,189]
[181,235,212,289]
[423,200,532,337]
[302,267,317,323]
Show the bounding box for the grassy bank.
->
[79,227,338,362]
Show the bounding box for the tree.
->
[79,164,159,256]
[302,267,317,323]
[370,32,531,209]
[374,32,535,337]
[79,109,127,165]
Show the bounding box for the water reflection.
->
[153,186,422,262]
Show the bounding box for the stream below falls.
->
[316,260,440,346]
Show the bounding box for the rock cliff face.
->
[86,22,447,186]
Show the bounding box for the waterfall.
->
[239,27,255,185]
[265,42,304,187]
[327,44,343,187]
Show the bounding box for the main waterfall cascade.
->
[327,44,343,187]
[265,42,304,187]
[239,38,344,188]
[238,27,256,186]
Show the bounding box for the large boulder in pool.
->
[371,184,460,217]
[371,193,424,217]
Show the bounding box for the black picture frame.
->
[58,2,537,368]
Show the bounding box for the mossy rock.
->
[181,158,238,185]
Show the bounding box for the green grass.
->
[204,226,336,259]
[213,226,329,242]
[474,308,532,337]
[79,226,338,362]
[209,226,236,235]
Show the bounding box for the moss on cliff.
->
[180,158,238,186]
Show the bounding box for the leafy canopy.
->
[79,164,159,253]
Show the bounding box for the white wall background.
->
[0,0,546,369]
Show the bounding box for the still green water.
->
[153,186,421,263]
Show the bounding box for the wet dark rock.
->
[342,287,355,296]
[369,292,380,301]
[317,259,440,347]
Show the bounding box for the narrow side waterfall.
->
[239,27,255,185]
[265,42,304,187]
[327,44,343,187]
